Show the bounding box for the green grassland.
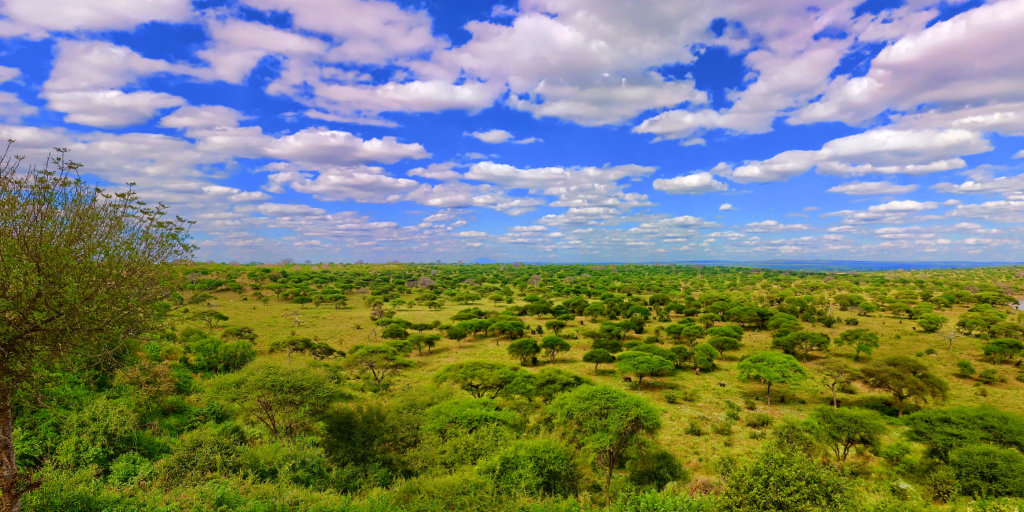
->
[16,262,1024,511]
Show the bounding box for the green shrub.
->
[956,360,976,377]
[744,413,774,429]
[905,406,1024,461]
[978,368,1005,385]
[626,447,689,491]
[950,444,1024,498]
[479,438,580,497]
[108,452,155,485]
[237,441,330,488]
[723,447,850,512]
[685,420,706,436]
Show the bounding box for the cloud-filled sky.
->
[2,0,1023,262]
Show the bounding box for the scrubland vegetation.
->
[4,152,1024,512]
[11,261,1024,512]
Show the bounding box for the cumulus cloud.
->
[0,0,191,37]
[652,172,728,194]
[933,173,1024,196]
[407,162,463,181]
[827,181,919,195]
[719,203,735,211]
[792,0,1024,126]
[949,200,1024,223]
[466,129,513,144]
[41,40,196,127]
[725,128,991,183]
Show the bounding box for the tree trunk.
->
[766,382,772,407]
[1,388,38,512]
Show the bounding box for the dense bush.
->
[949,444,1024,498]
[479,438,580,496]
[723,446,850,512]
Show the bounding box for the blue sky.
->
[1,0,1023,263]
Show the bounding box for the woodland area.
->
[8,261,1024,511]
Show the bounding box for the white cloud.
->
[407,162,462,181]
[652,171,728,194]
[265,165,420,203]
[195,18,330,84]
[507,75,706,126]
[0,66,19,84]
[46,90,185,127]
[827,181,918,195]
[242,0,444,65]
[719,203,735,211]
[511,225,547,232]
[0,0,191,37]
[744,220,809,232]
[0,91,36,122]
[1014,150,1024,159]
[933,173,1024,196]
[43,40,193,127]
[867,200,938,213]
[466,129,513,144]
[160,105,248,132]
[949,200,1024,222]
[727,128,991,183]
[792,0,1024,126]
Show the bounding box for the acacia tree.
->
[0,145,193,512]
[811,406,886,463]
[837,328,879,361]
[736,351,807,406]
[821,361,855,409]
[861,356,948,417]
[614,351,674,388]
[548,385,661,506]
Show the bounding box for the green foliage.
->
[982,338,1024,363]
[905,406,1024,461]
[345,344,412,387]
[860,356,948,417]
[508,337,541,366]
[626,447,689,491]
[504,368,590,403]
[949,444,1024,498]
[810,406,886,462]
[435,362,521,398]
[736,351,807,406]
[541,335,571,363]
[548,385,661,504]
[479,438,580,497]
[185,330,256,372]
[956,360,976,377]
[916,313,946,333]
[583,348,615,371]
[837,328,880,360]
[209,361,347,438]
[691,343,720,372]
[723,446,851,512]
[615,351,675,388]
[772,331,830,360]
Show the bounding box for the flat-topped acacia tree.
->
[736,351,807,406]
[0,144,194,512]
